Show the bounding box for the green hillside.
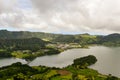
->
[0,30,97,44]
[98,33,120,46]
[0,30,120,46]
[0,30,60,41]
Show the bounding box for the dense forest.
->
[0,38,45,51]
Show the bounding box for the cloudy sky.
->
[0,0,120,34]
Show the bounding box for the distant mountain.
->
[98,33,120,46]
[0,30,96,44]
[0,30,120,46]
[0,30,60,40]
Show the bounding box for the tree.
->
[73,55,97,67]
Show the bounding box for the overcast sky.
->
[0,0,120,34]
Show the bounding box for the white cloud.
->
[0,0,17,13]
[0,0,120,34]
